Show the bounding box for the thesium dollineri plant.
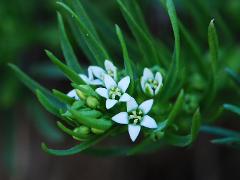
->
[9,0,240,156]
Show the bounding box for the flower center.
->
[109,87,122,100]
[128,109,144,125]
[146,79,159,90]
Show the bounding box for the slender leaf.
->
[224,104,240,116]
[41,128,116,156]
[45,50,84,84]
[57,12,83,73]
[52,89,74,105]
[225,68,240,85]
[57,1,109,66]
[115,25,134,92]
[36,90,63,117]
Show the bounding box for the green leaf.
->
[115,25,134,92]
[200,125,240,137]
[204,19,219,108]
[208,19,219,74]
[225,68,240,85]
[8,63,52,97]
[45,50,84,84]
[165,109,201,147]
[69,109,113,131]
[57,1,109,66]
[57,12,83,73]
[36,90,63,117]
[117,0,159,65]
[224,104,240,116]
[166,90,184,127]
[158,0,182,100]
[52,89,74,105]
[41,128,115,156]
[8,64,64,110]
[211,137,240,149]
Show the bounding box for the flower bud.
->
[73,126,90,141]
[86,96,100,109]
[76,89,87,100]
[91,128,105,134]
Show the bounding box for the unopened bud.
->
[76,89,87,100]
[91,128,105,134]
[73,126,90,141]
[86,96,100,109]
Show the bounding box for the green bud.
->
[71,100,85,110]
[91,128,105,134]
[73,126,90,141]
[76,89,87,100]
[86,96,100,109]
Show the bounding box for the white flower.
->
[112,98,157,142]
[141,68,163,96]
[67,89,79,100]
[79,60,117,85]
[95,74,131,109]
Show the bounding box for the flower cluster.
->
[67,60,163,141]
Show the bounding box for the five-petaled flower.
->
[141,68,163,96]
[112,98,157,141]
[96,74,131,109]
[80,60,117,85]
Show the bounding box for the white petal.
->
[87,66,94,80]
[91,66,106,80]
[119,93,131,102]
[95,88,108,98]
[118,76,130,92]
[112,112,128,124]
[155,72,163,85]
[154,72,163,95]
[139,99,154,114]
[140,76,147,93]
[127,98,138,112]
[104,74,117,89]
[128,124,141,142]
[141,115,157,128]
[143,68,154,79]
[79,74,90,84]
[144,83,154,96]
[67,90,79,100]
[105,60,116,71]
[90,79,104,86]
[106,99,118,109]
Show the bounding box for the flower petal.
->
[143,68,154,79]
[128,124,141,142]
[67,89,79,100]
[119,93,131,102]
[95,88,108,98]
[106,99,118,109]
[91,66,106,80]
[127,98,138,112]
[91,79,104,86]
[79,74,90,84]
[87,66,94,80]
[141,115,157,128]
[104,74,117,89]
[155,72,163,85]
[139,99,154,114]
[112,112,128,124]
[154,72,163,95]
[105,60,116,71]
[118,76,130,92]
[140,76,147,93]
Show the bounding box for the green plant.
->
[10,0,240,156]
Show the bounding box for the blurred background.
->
[0,0,240,179]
